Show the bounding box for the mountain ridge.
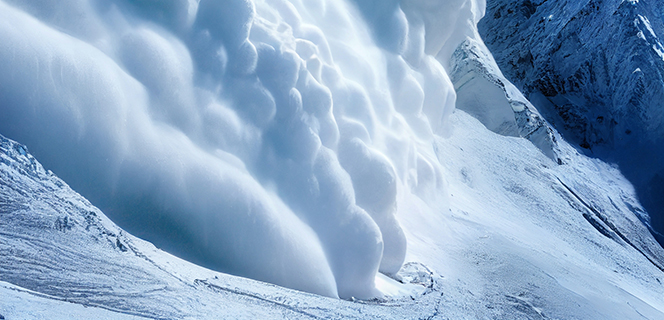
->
[479,0,664,245]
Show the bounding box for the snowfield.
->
[3,110,664,318]
[1,0,663,318]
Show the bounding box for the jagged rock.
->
[479,0,664,245]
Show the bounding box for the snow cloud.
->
[0,0,484,298]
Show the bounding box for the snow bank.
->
[0,0,484,298]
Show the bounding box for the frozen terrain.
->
[3,111,664,318]
[1,0,664,318]
[479,0,664,245]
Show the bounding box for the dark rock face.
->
[479,0,664,246]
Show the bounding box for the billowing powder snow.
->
[0,0,484,298]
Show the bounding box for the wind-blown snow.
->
[0,0,486,298]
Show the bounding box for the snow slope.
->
[2,0,664,318]
[0,133,439,319]
[415,110,664,319]
[478,0,664,245]
[446,31,664,273]
[3,110,664,318]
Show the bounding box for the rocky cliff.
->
[479,0,664,244]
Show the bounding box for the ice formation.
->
[0,0,485,298]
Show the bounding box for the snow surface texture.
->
[0,0,489,299]
[2,0,664,317]
[3,113,664,318]
[478,0,664,245]
[0,133,438,319]
[446,32,664,272]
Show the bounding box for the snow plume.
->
[0,0,484,298]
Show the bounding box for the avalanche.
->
[478,0,664,246]
[0,0,484,299]
[2,0,664,318]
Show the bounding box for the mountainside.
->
[4,109,664,318]
[0,133,440,319]
[0,0,464,299]
[478,0,664,244]
[2,0,664,318]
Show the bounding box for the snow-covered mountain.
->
[478,0,664,245]
[2,0,664,318]
[4,108,664,319]
[0,0,460,300]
